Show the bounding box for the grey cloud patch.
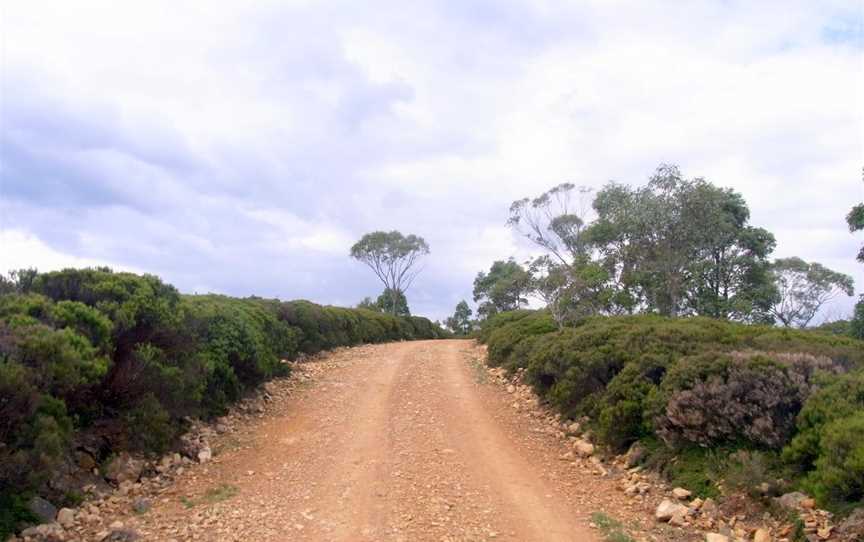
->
[1,0,861,321]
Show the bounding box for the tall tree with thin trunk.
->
[350,231,429,316]
[848,167,864,338]
[769,257,854,328]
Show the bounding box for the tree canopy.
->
[590,165,777,320]
[445,300,473,335]
[350,231,429,316]
[472,259,531,319]
[768,257,854,328]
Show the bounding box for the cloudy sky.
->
[1,0,862,321]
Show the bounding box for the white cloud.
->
[1,0,861,320]
[0,229,140,274]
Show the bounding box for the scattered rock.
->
[775,491,809,511]
[21,523,64,540]
[837,507,864,539]
[573,439,594,457]
[672,487,692,500]
[56,507,75,527]
[131,497,151,514]
[75,449,98,471]
[705,533,729,542]
[753,527,771,542]
[104,453,144,485]
[623,442,646,468]
[27,496,58,524]
[655,499,689,522]
[103,528,141,541]
[197,445,212,463]
[700,497,719,518]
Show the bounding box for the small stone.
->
[705,534,730,542]
[775,491,809,511]
[110,520,124,530]
[753,528,770,542]
[655,499,689,522]
[104,452,144,484]
[132,497,152,514]
[672,487,692,500]
[573,439,594,457]
[56,507,75,527]
[104,528,141,541]
[27,496,58,523]
[701,498,719,517]
[197,446,212,463]
[506,385,515,393]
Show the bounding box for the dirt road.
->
[109,340,613,541]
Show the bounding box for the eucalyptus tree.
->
[847,170,863,338]
[508,183,609,324]
[769,257,854,328]
[472,259,531,319]
[446,300,473,335]
[376,288,410,316]
[349,231,429,316]
[591,165,776,320]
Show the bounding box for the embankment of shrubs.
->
[478,310,864,512]
[0,267,446,535]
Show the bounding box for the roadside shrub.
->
[654,353,809,448]
[484,310,556,369]
[594,355,667,452]
[123,393,176,453]
[803,412,864,508]
[783,371,864,473]
[478,310,864,509]
[0,266,445,531]
[277,299,442,353]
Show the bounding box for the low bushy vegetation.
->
[0,267,445,536]
[479,310,864,511]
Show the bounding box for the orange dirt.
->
[95,340,646,541]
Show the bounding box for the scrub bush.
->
[478,310,864,509]
[0,267,445,536]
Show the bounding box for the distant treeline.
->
[479,310,864,512]
[0,267,446,532]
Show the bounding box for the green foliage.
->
[640,438,723,499]
[590,165,777,319]
[446,300,473,335]
[0,492,38,540]
[848,200,863,264]
[782,371,864,473]
[375,288,410,316]
[473,259,530,318]
[770,257,855,328]
[349,230,429,316]
[480,310,556,370]
[851,298,864,340]
[122,393,176,453]
[590,512,636,542]
[479,310,864,507]
[802,411,864,508]
[0,266,444,519]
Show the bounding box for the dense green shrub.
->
[483,310,556,370]
[0,267,445,536]
[479,310,864,508]
[803,412,864,508]
[782,371,864,473]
